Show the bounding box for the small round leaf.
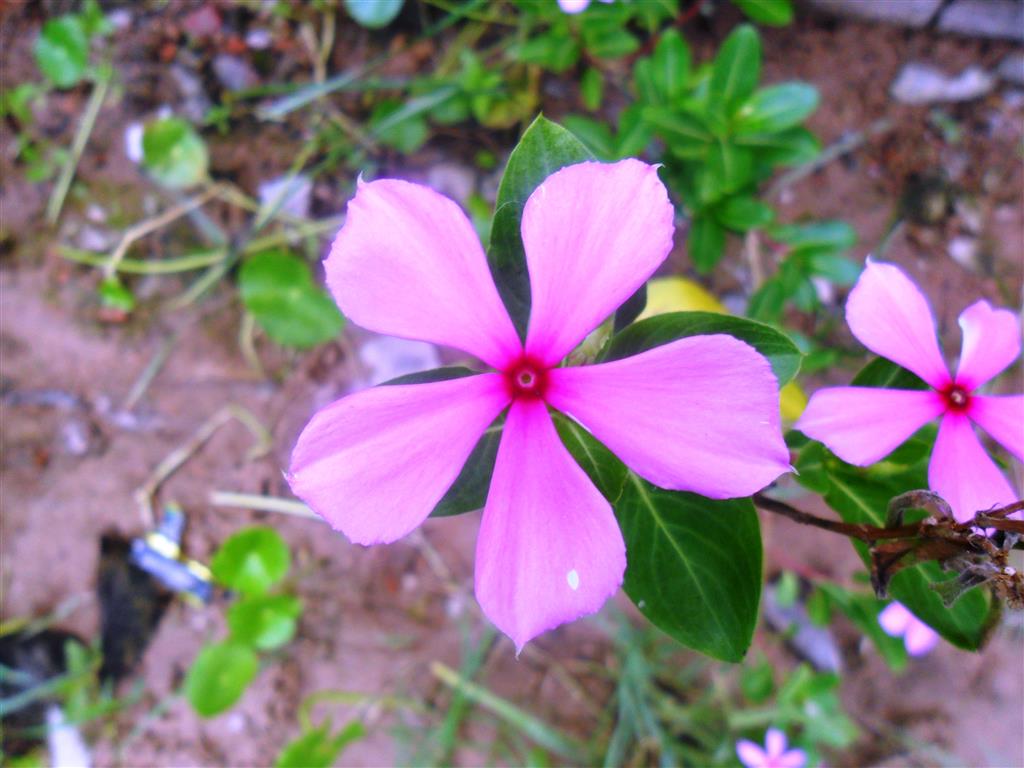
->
[227,594,302,651]
[184,642,259,717]
[142,117,209,189]
[344,0,404,29]
[211,526,291,596]
[35,17,89,88]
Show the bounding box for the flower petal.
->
[778,749,808,768]
[969,394,1024,462]
[845,260,950,389]
[521,160,675,366]
[764,729,787,759]
[928,413,1018,523]
[904,618,940,657]
[327,178,520,369]
[547,335,790,498]
[736,740,767,768]
[878,602,912,636]
[475,399,625,652]
[288,375,509,545]
[557,0,590,11]
[795,387,944,466]
[955,299,1021,390]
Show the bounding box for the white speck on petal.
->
[567,569,580,591]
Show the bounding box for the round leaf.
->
[344,0,404,29]
[142,117,208,189]
[211,526,291,596]
[34,17,88,88]
[185,642,259,717]
[227,594,302,651]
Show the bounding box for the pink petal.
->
[904,617,940,657]
[736,740,768,768]
[928,413,1018,523]
[475,398,626,652]
[777,749,808,768]
[795,387,945,466]
[970,395,1024,463]
[547,335,790,498]
[764,728,787,759]
[878,602,913,636]
[557,0,590,11]
[521,160,675,366]
[288,375,509,545]
[845,260,950,389]
[326,178,520,369]
[954,299,1021,390]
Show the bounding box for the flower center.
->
[942,383,971,413]
[505,357,549,400]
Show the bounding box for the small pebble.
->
[891,63,994,105]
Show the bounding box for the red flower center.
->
[505,357,549,400]
[941,383,972,413]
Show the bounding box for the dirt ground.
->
[2,3,1023,767]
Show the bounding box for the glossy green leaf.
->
[851,357,928,390]
[344,0,404,28]
[185,642,259,717]
[602,310,802,385]
[553,414,628,501]
[430,422,502,517]
[709,25,761,117]
[239,250,344,348]
[35,16,88,88]
[732,0,794,26]
[770,220,856,253]
[275,721,366,768]
[650,29,690,103]
[227,594,303,651]
[687,214,726,273]
[735,83,819,135]
[741,127,820,167]
[617,476,763,662]
[714,195,775,231]
[488,116,593,338]
[142,117,209,189]
[613,283,647,332]
[211,526,291,596]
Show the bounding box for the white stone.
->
[890,63,995,105]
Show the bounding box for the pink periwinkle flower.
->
[796,259,1022,523]
[736,728,807,768]
[878,602,939,656]
[287,159,790,650]
[558,0,614,14]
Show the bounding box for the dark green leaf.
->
[580,67,604,111]
[564,115,617,160]
[602,310,802,385]
[740,659,775,702]
[211,526,291,596]
[553,414,628,501]
[741,127,820,167]
[650,29,690,103]
[239,250,344,348]
[582,24,639,59]
[708,141,754,195]
[227,594,302,651]
[642,107,712,156]
[735,83,819,134]
[515,32,581,72]
[142,117,209,189]
[770,220,856,253]
[617,476,762,662]
[382,366,477,386]
[714,195,775,231]
[185,642,259,717]
[687,214,726,273]
[732,0,794,25]
[709,25,761,117]
[275,721,366,768]
[851,357,928,390]
[34,16,88,88]
[613,283,647,332]
[489,116,593,338]
[344,0,404,28]
[430,421,502,517]
[746,277,788,322]
[615,104,653,158]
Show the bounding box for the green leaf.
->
[580,67,604,111]
[81,0,114,38]
[808,252,861,285]
[515,32,581,73]
[735,83,819,135]
[740,658,775,702]
[488,116,593,338]
[714,195,775,231]
[239,250,344,348]
[851,357,928,390]
[687,214,726,273]
[369,99,428,153]
[709,24,761,117]
[642,107,712,155]
[34,16,88,88]
[211,526,291,596]
[185,642,259,717]
[708,141,754,195]
[553,415,628,501]
[770,220,856,253]
[344,0,404,28]
[615,104,653,158]
[741,127,820,167]
[617,476,762,662]
[382,366,477,386]
[142,117,209,189]
[582,24,639,59]
[613,283,647,332]
[732,0,794,25]
[602,310,802,385]
[817,585,908,672]
[275,721,366,768]
[98,277,135,312]
[746,277,787,322]
[563,115,616,159]
[430,422,502,517]
[227,594,303,651]
[650,29,691,103]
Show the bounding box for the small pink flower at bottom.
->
[737,728,807,768]
[287,159,790,651]
[796,259,1023,522]
[878,602,940,656]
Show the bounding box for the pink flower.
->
[878,602,939,656]
[558,0,614,13]
[736,728,807,768]
[287,159,790,650]
[796,259,1022,522]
